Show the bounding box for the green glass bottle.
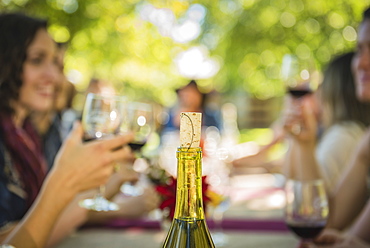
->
[161,147,215,248]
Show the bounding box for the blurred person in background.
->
[0,12,134,247]
[162,80,223,134]
[84,78,116,97]
[231,82,321,175]
[32,42,77,169]
[315,7,370,247]
[159,80,223,177]
[283,51,370,193]
[52,43,79,140]
[287,9,370,247]
[231,120,287,173]
[282,53,370,248]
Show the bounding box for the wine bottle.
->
[162,112,215,248]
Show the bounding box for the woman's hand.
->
[282,95,321,180]
[116,162,140,184]
[332,237,370,248]
[283,96,318,144]
[103,161,140,200]
[315,228,343,245]
[115,187,160,218]
[49,121,134,196]
[315,228,370,248]
[315,229,370,248]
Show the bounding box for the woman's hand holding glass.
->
[79,93,128,211]
[50,121,134,197]
[283,96,318,144]
[281,54,317,135]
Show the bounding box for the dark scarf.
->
[0,114,47,208]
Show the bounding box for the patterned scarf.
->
[0,114,47,208]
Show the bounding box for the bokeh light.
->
[174,46,220,79]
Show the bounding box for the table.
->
[55,228,298,248]
[56,173,299,247]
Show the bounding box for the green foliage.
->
[1,0,369,104]
[239,128,273,145]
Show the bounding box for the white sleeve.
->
[316,123,365,193]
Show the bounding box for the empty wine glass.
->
[210,189,230,247]
[79,93,126,211]
[284,179,329,248]
[207,154,231,247]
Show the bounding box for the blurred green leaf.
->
[1,0,369,104]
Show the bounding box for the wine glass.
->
[284,179,329,248]
[207,137,232,247]
[281,54,317,134]
[79,93,126,211]
[120,101,154,196]
[123,101,154,156]
[281,54,317,96]
[210,188,231,247]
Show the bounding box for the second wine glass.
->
[284,179,329,248]
[281,54,317,134]
[120,101,154,196]
[79,93,126,211]
[281,54,316,97]
[123,101,154,156]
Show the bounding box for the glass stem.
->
[97,185,105,198]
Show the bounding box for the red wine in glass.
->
[128,141,147,152]
[286,221,326,240]
[284,179,329,248]
[124,101,153,155]
[83,137,96,142]
[287,88,313,98]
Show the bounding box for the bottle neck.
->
[174,147,205,220]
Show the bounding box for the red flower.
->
[155,176,211,220]
[155,177,177,220]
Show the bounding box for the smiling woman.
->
[20,28,59,114]
[0,12,135,248]
[0,12,59,219]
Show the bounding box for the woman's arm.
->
[282,97,322,181]
[45,191,92,247]
[327,130,369,230]
[86,186,160,224]
[348,200,370,243]
[47,154,137,247]
[103,153,137,201]
[315,201,370,246]
[315,130,370,245]
[2,122,133,248]
[3,171,76,248]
